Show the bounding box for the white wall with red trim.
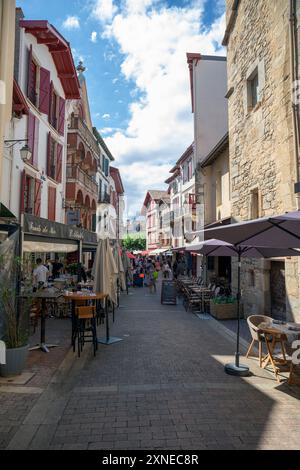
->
[1,27,72,224]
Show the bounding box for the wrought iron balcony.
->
[66,165,98,195]
[98,192,111,204]
[68,115,100,158]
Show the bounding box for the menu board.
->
[161,280,177,305]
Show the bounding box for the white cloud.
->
[100,127,114,134]
[102,113,111,119]
[93,1,226,214]
[63,16,80,30]
[92,0,117,23]
[112,77,119,84]
[91,31,98,43]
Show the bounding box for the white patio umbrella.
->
[92,238,122,345]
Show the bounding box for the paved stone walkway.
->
[2,283,300,450]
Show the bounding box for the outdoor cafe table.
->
[63,292,108,348]
[268,321,300,345]
[22,290,63,353]
[259,321,300,378]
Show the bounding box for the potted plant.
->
[0,254,30,377]
[66,263,79,283]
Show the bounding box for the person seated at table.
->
[81,265,87,283]
[33,258,49,291]
[52,258,64,279]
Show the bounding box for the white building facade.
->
[1,15,80,224]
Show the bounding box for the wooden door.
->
[270,261,286,321]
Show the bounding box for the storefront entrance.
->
[270,261,286,321]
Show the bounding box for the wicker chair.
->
[246,315,272,367]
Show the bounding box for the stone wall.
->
[226,0,300,322]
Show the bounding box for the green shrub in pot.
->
[0,254,31,377]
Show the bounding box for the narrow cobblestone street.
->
[1,283,300,450]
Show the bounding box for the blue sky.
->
[17,0,226,216]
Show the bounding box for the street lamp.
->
[20,144,32,162]
[4,139,31,162]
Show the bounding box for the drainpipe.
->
[290,0,300,209]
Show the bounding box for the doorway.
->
[270,261,286,321]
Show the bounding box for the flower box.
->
[210,301,240,320]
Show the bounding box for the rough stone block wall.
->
[226,0,300,322]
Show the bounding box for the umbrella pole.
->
[224,249,249,377]
[235,251,241,367]
[98,297,123,345]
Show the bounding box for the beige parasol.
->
[93,238,118,305]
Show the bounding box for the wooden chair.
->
[74,306,98,357]
[246,315,272,367]
[30,299,42,333]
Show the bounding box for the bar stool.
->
[74,306,98,357]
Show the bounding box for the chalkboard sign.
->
[161,280,177,305]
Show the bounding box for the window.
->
[246,62,263,112]
[249,71,259,108]
[250,188,260,219]
[188,159,193,180]
[102,156,109,176]
[47,133,63,183]
[49,138,56,180]
[50,89,58,129]
[216,171,222,207]
[23,176,41,216]
[24,176,35,214]
[183,163,189,184]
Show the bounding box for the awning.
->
[23,241,78,253]
[149,248,168,256]
[0,203,17,219]
[22,214,98,253]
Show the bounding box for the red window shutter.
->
[48,186,56,222]
[33,118,39,167]
[27,45,37,104]
[47,132,51,177]
[20,170,26,216]
[48,81,53,123]
[34,179,42,217]
[27,112,35,164]
[58,97,65,136]
[39,67,50,115]
[56,143,63,183]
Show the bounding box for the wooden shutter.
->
[39,67,50,115]
[27,45,37,105]
[27,112,35,164]
[34,179,42,217]
[27,45,33,98]
[56,143,63,183]
[33,118,39,167]
[58,97,65,136]
[48,186,56,222]
[47,132,52,177]
[48,81,53,124]
[19,170,26,216]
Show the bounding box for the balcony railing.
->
[98,192,111,204]
[69,115,100,158]
[66,165,98,195]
